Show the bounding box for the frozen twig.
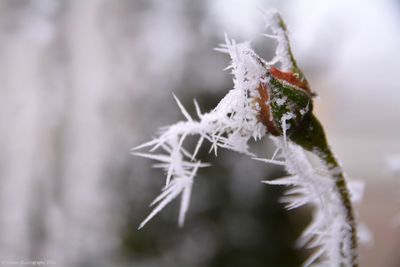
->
[133,9,360,267]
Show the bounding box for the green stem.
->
[290,114,358,266]
[321,145,358,267]
[270,11,357,265]
[275,13,307,83]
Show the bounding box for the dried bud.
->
[257,67,313,137]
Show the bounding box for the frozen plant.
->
[133,9,360,267]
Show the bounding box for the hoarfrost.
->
[134,9,362,267]
[133,35,268,228]
[275,96,287,106]
[264,138,361,266]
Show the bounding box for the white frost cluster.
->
[133,9,362,267]
[262,9,293,71]
[264,138,363,266]
[133,36,269,229]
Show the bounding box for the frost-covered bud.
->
[135,10,360,266]
[257,66,314,137]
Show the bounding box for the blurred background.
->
[0,0,399,266]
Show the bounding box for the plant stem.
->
[290,114,358,266]
[321,146,358,267]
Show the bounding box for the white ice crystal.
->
[133,35,269,229]
[264,138,361,266]
[262,8,294,72]
[133,9,361,267]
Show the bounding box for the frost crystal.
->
[133,9,361,267]
[133,36,268,229]
[265,138,362,266]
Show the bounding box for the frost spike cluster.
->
[133,9,362,267]
[133,36,269,228]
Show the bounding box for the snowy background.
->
[0,0,399,266]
